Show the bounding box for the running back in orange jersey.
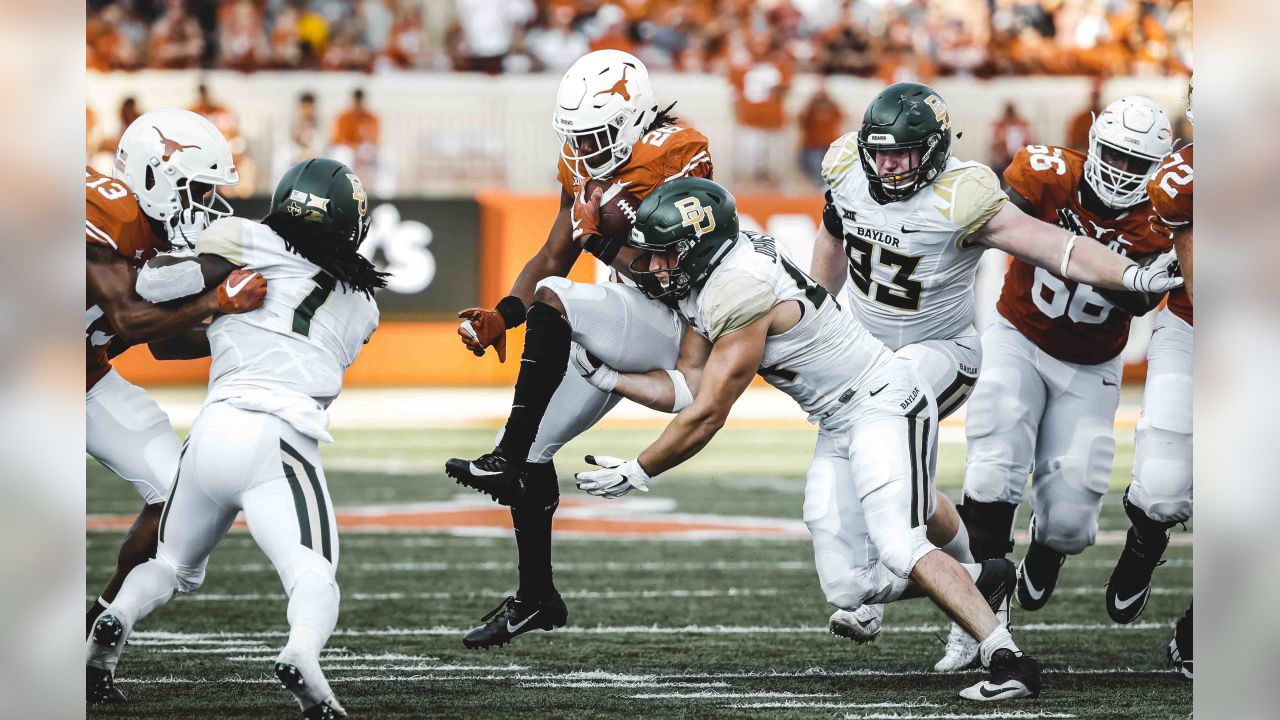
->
[85,166,170,389]
[556,122,713,201]
[995,145,1172,365]
[1148,144,1193,325]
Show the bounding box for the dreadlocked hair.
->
[645,102,680,133]
[263,213,390,298]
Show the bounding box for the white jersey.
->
[822,133,1006,350]
[677,230,891,426]
[194,217,380,441]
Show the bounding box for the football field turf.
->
[87,424,1192,719]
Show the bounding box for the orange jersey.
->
[556,123,713,201]
[85,166,168,389]
[996,146,1172,365]
[1148,144,1193,325]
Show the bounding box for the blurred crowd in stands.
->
[89,0,1191,79]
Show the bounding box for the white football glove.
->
[575,455,651,499]
[570,342,619,393]
[1122,251,1184,294]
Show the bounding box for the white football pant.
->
[86,368,180,505]
[895,333,981,420]
[803,358,939,609]
[498,277,684,463]
[1128,308,1193,522]
[963,316,1121,555]
[88,402,340,706]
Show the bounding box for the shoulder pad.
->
[821,132,860,190]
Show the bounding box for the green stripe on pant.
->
[281,439,331,562]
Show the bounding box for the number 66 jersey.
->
[195,216,380,442]
[996,145,1170,364]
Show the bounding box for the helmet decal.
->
[675,196,715,236]
[153,127,200,162]
[593,65,632,104]
[923,94,949,125]
[347,173,368,217]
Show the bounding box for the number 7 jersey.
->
[194,216,380,441]
[821,133,1006,350]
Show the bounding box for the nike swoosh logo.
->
[468,463,502,477]
[1113,588,1147,611]
[224,274,255,297]
[1023,575,1047,602]
[869,383,889,397]
[1103,379,1119,387]
[901,226,922,234]
[507,610,539,633]
[979,684,1020,698]
[955,343,974,352]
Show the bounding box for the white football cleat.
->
[828,604,883,644]
[959,648,1042,701]
[933,621,980,672]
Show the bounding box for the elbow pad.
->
[136,260,206,303]
[667,369,694,412]
[822,191,844,239]
[583,233,621,265]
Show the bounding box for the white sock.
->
[941,522,976,564]
[961,562,982,583]
[280,572,341,705]
[978,625,1020,667]
[89,559,181,672]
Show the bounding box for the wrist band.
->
[1059,236,1077,277]
[496,295,527,328]
[667,369,694,412]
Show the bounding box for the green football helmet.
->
[626,177,739,301]
[857,82,953,204]
[270,158,371,249]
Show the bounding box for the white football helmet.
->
[1084,96,1173,209]
[553,50,658,179]
[114,108,238,248]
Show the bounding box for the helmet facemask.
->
[1084,135,1161,209]
[857,135,945,203]
[629,238,694,301]
[168,176,235,250]
[556,107,634,179]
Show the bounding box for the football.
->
[585,177,641,243]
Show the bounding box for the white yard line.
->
[839,713,1075,720]
[628,691,838,699]
[724,701,941,709]
[519,681,731,689]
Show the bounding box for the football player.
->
[443,50,713,649]
[1106,84,1194,681]
[809,84,1180,670]
[88,159,386,719]
[86,108,263,637]
[959,96,1174,618]
[575,177,1043,701]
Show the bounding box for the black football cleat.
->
[1169,606,1193,680]
[1016,538,1066,612]
[445,448,525,506]
[87,666,127,705]
[1106,527,1168,624]
[975,558,1017,627]
[463,593,568,650]
[959,648,1042,701]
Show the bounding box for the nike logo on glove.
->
[224,273,255,297]
[507,610,539,633]
[1112,588,1147,611]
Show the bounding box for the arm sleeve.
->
[194,217,248,266]
[820,132,860,191]
[703,269,781,341]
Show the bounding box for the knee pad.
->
[1131,426,1193,523]
[278,548,338,598]
[958,497,1017,561]
[873,524,934,579]
[1031,456,1108,555]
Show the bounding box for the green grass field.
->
[87,425,1192,719]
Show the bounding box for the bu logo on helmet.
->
[675,196,715,236]
[153,127,200,161]
[593,66,632,103]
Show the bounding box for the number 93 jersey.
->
[195,217,380,441]
[677,230,891,425]
[996,145,1171,365]
[821,133,1005,350]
